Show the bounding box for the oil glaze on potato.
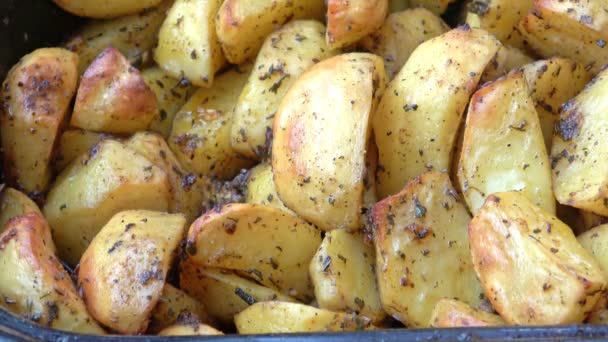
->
[0,213,104,334]
[372,171,483,327]
[373,27,500,199]
[429,299,505,328]
[326,0,389,49]
[185,203,321,301]
[1,48,78,196]
[78,210,186,334]
[469,191,606,325]
[53,0,164,19]
[272,53,386,231]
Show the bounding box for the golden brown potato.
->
[43,139,171,265]
[469,191,606,324]
[235,301,374,334]
[465,0,533,49]
[215,0,325,64]
[373,27,501,199]
[360,8,449,79]
[578,224,608,324]
[180,263,296,326]
[521,57,591,152]
[54,129,111,172]
[158,322,223,336]
[406,0,456,15]
[551,67,608,216]
[169,65,255,180]
[309,229,385,323]
[371,171,483,327]
[142,67,194,138]
[185,203,321,301]
[155,0,225,87]
[273,53,386,231]
[245,163,293,214]
[53,0,164,19]
[457,71,554,215]
[1,48,78,196]
[0,188,42,234]
[479,44,533,84]
[326,0,389,49]
[519,0,608,74]
[148,284,210,334]
[230,20,340,159]
[70,47,157,134]
[0,213,104,334]
[429,299,505,328]
[79,210,186,334]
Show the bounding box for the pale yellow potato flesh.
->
[148,284,210,334]
[158,323,223,336]
[429,299,505,328]
[405,0,455,15]
[53,0,164,19]
[54,129,111,172]
[479,44,533,84]
[0,188,43,234]
[465,0,533,49]
[245,163,294,214]
[578,224,608,323]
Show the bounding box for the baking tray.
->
[1,1,608,341]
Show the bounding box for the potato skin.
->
[53,0,164,18]
[78,210,186,334]
[1,48,78,197]
[158,323,223,336]
[429,299,505,328]
[0,213,104,334]
[326,0,389,49]
[0,188,43,235]
[469,191,606,325]
[148,283,210,333]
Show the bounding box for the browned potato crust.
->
[0,188,43,235]
[429,299,505,328]
[326,0,389,49]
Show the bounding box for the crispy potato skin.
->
[71,47,157,134]
[469,191,606,325]
[0,188,43,236]
[372,171,483,327]
[429,299,505,328]
[1,48,78,196]
[326,0,389,49]
[53,0,164,18]
[78,210,186,334]
[0,213,104,334]
[158,323,223,336]
[185,203,321,302]
[272,53,386,231]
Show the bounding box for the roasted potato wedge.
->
[169,65,255,180]
[372,171,483,327]
[373,27,501,199]
[578,224,608,324]
[158,322,223,336]
[360,8,449,79]
[155,0,225,87]
[78,210,186,334]
[53,0,164,19]
[465,0,533,49]
[1,48,78,196]
[406,0,456,15]
[457,71,554,215]
[469,191,606,324]
[326,0,389,49]
[215,0,325,64]
[429,299,505,328]
[0,188,42,234]
[44,139,171,265]
[479,44,533,84]
[142,67,194,138]
[310,229,385,323]
[235,301,374,334]
[148,284,210,334]
[551,67,608,216]
[54,129,111,172]
[180,263,296,326]
[0,213,104,334]
[71,47,157,134]
[245,163,293,214]
[230,20,340,159]
[185,203,321,301]
[273,53,386,231]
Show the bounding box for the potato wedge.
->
[1,48,78,197]
[79,210,186,334]
[578,224,608,324]
[43,139,171,265]
[371,171,483,327]
[479,44,533,84]
[169,65,255,180]
[185,203,321,301]
[245,163,293,214]
[230,20,340,159]
[389,0,408,13]
[551,67,608,216]
[360,8,449,79]
[180,263,296,326]
[159,322,223,336]
[457,71,554,215]
[215,0,325,64]
[373,27,501,199]
[521,57,591,152]
[70,47,157,134]
[148,284,210,334]
[326,0,389,49]
[54,129,111,172]
[429,299,505,328]
[406,0,455,15]
[143,67,194,138]
[273,53,386,231]
[0,213,104,334]
[310,229,385,323]
[0,188,42,234]
[53,0,164,19]
[155,0,225,87]
[465,0,533,49]
[469,191,606,324]
[235,301,373,334]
